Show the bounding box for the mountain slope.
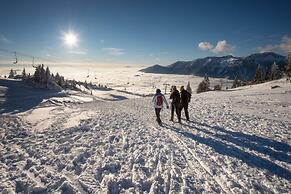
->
[141,52,287,80]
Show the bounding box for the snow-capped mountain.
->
[140,52,287,80]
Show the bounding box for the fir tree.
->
[8,69,14,78]
[22,68,27,80]
[40,64,46,83]
[45,66,51,86]
[253,64,263,83]
[197,77,210,93]
[204,74,210,87]
[186,81,192,94]
[55,73,63,87]
[264,67,271,81]
[285,53,291,80]
[270,62,279,80]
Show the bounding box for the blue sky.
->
[0,0,291,66]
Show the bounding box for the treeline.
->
[8,64,109,92]
[197,53,291,93]
[232,54,291,88]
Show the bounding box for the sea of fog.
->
[0,64,232,95]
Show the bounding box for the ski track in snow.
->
[0,80,291,193]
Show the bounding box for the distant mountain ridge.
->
[140,52,287,80]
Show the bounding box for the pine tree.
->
[253,64,263,83]
[45,66,51,86]
[33,65,41,83]
[204,74,210,88]
[285,53,291,80]
[57,75,65,87]
[264,67,271,81]
[8,69,14,78]
[55,73,60,82]
[40,64,46,83]
[22,68,27,80]
[197,80,208,93]
[186,81,192,94]
[270,62,279,80]
[197,77,210,93]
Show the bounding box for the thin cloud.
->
[258,35,291,54]
[198,40,234,53]
[0,34,13,44]
[103,48,125,56]
[68,49,87,55]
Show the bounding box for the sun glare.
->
[63,31,78,47]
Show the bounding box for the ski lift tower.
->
[163,83,170,94]
[13,52,18,65]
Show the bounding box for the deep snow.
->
[0,78,290,193]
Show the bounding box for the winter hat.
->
[156,89,161,93]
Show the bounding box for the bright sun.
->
[63,31,78,47]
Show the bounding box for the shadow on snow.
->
[163,122,291,181]
[0,79,63,114]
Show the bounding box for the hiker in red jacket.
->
[152,89,169,125]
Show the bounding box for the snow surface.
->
[0,76,291,193]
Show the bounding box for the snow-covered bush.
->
[214,84,222,91]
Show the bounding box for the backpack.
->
[156,95,163,106]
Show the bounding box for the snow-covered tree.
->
[56,74,65,87]
[8,69,15,78]
[40,64,46,83]
[285,53,291,80]
[197,77,210,93]
[45,66,51,86]
[204,74,210,87]
[22,68,27,80]
[186,81,192,94]
[33,65,41,82]
[270,62,279,80]
[253,64,263,83]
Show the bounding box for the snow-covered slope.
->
[0,79,290,193]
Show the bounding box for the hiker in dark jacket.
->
[152,89,169,125]
[180,86,190,121]
[169,86,181,123]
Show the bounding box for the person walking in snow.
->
[186,81,192,103]
[179,86,190,121]
[152,89,169,125]
[169,86,181,123]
